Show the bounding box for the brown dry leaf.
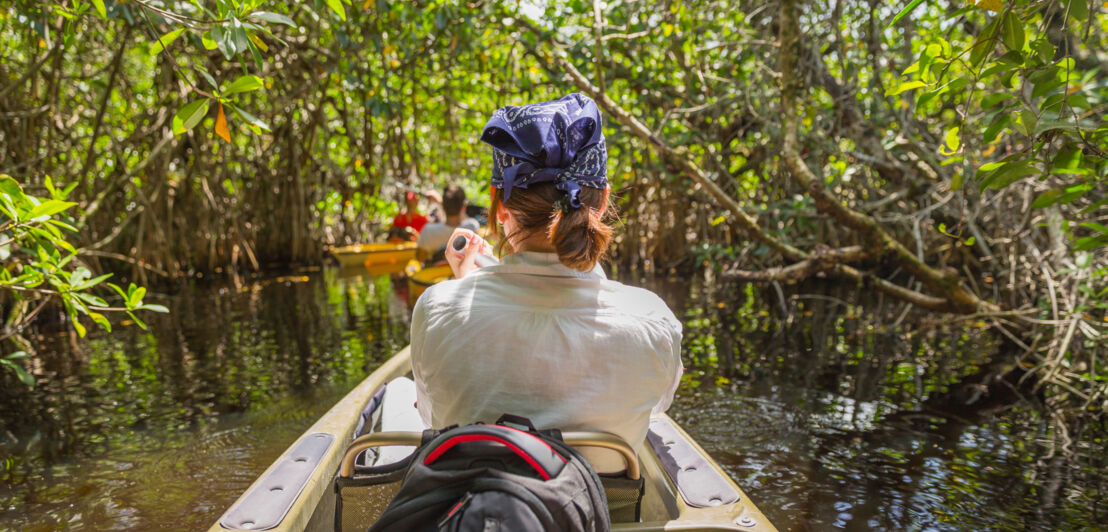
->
[215,103,231,143]
[974,0,1003,12]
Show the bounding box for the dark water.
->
[1,269,1104,531]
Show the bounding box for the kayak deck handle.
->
[340,430,639,480]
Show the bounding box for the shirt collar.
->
[487,251,607,280]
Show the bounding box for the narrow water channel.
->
[1,268,1104,530]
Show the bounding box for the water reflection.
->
[655,276,1106,531]
[1,268,1105,530]
[1,269,410,531]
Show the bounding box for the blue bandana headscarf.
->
[480,93,608,210]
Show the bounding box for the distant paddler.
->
[387,190,429,242]
[415,185,481,264]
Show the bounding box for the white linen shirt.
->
[410,252,683,471]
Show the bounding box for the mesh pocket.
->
[600,475,645,523]
[334,459,408,532]
[336,481,402,532]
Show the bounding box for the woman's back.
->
[411,251,682,470]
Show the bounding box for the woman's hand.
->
[446,229,482,279]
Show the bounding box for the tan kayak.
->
[209,347,778,532]
[331,242,417,269]
[404,260,453,303]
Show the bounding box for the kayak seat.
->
[335,378,428,532]
[374,377,427,465]
[335,378,647,528]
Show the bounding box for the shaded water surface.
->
[1,269,1105,530]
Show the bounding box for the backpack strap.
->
[423,425,568,480]
[495,413,564,442]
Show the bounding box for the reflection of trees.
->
[667,277,1104,529]
[0,272,408,488]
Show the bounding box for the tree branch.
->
[723,245,867,281]
[777,0,998,314]
[516,18,807,263]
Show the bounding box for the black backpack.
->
[366,415,611,532]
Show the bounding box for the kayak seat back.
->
[336,427,645,528]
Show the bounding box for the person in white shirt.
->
[415,184,480,263]
[410,93,683,472]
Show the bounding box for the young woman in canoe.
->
[409,93,683,471]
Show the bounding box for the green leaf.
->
[75,292,109,308]
[88,312,111,332]
[940,126,960,155]
[889,0,925,26]
[1032,189,1064,209]
[201,32,219,50]
[1074,235,1108,251]
[138,303,170,313]
[970,17,1000,67]
[197,69,219,91]
[249,11,297,27]
[1015,109,1037,136]
[223,75,265,96]
[231,24,250,56]
[1050,146,1083,172]
[130,286,147,307]
[1081,222,1108,236]
[27,199,77,220]
[172,99,210,135]
[0,175,23,199]
[886,80,927,97]
[326,0,346,21]
[75,273,112,291]
[1001,12,1024,51]
[46,218,78,232]
[1067,0,1088,21]
[127,311,148,330]
[91,0,106,19]
[979,161,1040,190]
[980,92,1014,109]
[5,351,30,360]
[73,319,86,338]
[996,50,1025,65]
[107,282,128,300]
[70,267,89,286]
[151,28,185,54]
[1032,79,1065,100]
[1032,39,1055,63]
[983,113,1010,143]
[0,358,35,386]
[228,104,271,132]
[1033,118,1089,137]
[213,25,238,60]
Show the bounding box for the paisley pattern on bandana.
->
[480,93,608,209]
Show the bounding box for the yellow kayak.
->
[209,346,777,532]
[331,242,417,270]
[403,260,453,303]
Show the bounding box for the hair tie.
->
[553,196,573,214]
